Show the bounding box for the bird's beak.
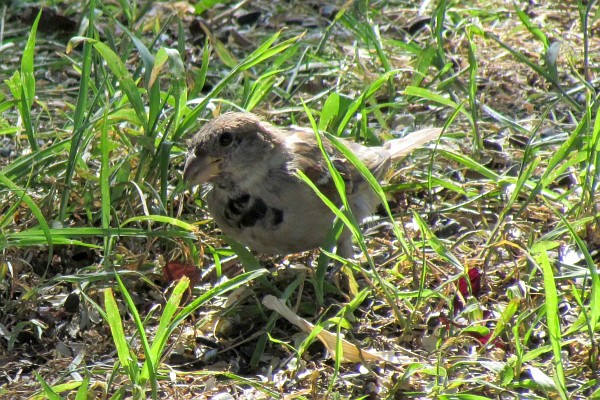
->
[183,153,222,186]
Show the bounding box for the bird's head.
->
[183,112,281,188]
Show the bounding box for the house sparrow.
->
[183,112,440,258]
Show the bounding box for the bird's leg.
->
[336,228,355,260]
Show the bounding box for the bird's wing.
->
[286,128,356,199]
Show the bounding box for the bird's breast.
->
[206,184,335,254]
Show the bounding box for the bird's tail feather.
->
[384,127,442,162]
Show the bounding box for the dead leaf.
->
[262,295,409,364]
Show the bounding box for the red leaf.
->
[454,268,482,310]
[163,261,201,287]
[458,268,482,297]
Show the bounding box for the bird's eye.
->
[219,131,234,147]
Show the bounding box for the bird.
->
[183,112,441,258]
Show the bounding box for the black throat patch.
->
[224,193,284,229]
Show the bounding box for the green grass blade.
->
[5,226,194,243]
[100,95,111,245]
[438,149,500,181]
[173,269,269,325]
[581,92,600,209]
[466,28,482,150]
[120,215,197,231]
[226,238,262,271]
[535,247,568,399]
[413,211,463,272]
[336,69,400,136]
[103,288,138,381]
[324,131,417,261]
[91,41,148,132]
[34,372,61,400]
[19,8,41,152]
[188,37,211,100]
[300,104,408,326]
[547,199,600,339]
[484,31,580,110]
[514,2,549,49]
[482,104,533,135]
[514,113,588,218]
[141,276,190,382]
[0,174,53,264]
[74,376,90,400]
[175,31,303,137]
[112,271,156,395]
[59,0,96,221]
[405,86,472,124]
